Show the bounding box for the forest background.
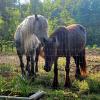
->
[0,0,100,46]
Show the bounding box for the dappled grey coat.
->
[14,15,48,54]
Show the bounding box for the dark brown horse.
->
[43,24,87,88]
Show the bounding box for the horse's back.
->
[52,24,86,56]
[66,24,86,53]
[67,24,86,36]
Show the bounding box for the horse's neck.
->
[23,34,33,53]
[24,33,32,42]
[20,32,32,48]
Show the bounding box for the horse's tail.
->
[79,49,87,77]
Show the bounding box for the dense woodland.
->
[0,0,100,46]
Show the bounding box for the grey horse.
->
[14,14,48,79]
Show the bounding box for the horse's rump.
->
[66,24,86,55]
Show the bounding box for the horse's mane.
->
[14,15,48,54]
[50,26,68,38]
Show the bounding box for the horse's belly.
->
[57,49,66,57]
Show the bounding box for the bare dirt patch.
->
[0,48,100,73]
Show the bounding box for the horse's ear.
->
[35,14,38,20]
[43,38,48,44]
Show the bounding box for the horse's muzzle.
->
[44,66,51,72]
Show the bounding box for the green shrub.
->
[0,76,6,92]
[92,44,97,49]
[10,75,35,96]
[72,80,89,94]
[86,73,100,93]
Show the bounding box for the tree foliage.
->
[0,0,100,46]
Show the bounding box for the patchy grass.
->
[0,64,14,73]
[86,73,100,93]
[0,48,100,99]
[0,66,100,99]
[0,76,6,93]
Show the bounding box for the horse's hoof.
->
[29,76,35,82]
[35,69,38,73]
[52,85,58,89]
[20,75,26,80]
[76,75,86,81]
[64,85,71,88]
[64,82,71,88]
[75,74,82,80]
[27,73,36,81]
[32,77,35,81]
[80,76,87,81]
[52,82,59,89]
[34,73,37,77]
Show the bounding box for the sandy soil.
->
[0,48,100,73]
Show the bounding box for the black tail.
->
[79,49,87,77]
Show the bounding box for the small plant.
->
[64,90,78,99]
[92,44,97,49]
[86,73,100,93]
[72,80,89,94]
[0,76,6,92]
[10,75,35,96]
[0,64,14,73]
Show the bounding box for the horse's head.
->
[43,37,59,72]
[34,15,48,41]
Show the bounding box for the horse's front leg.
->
[17,50,25,76]
[52,58,59,89]
[26,55,31,77]
[30,51,36,80]
[64,56,71,88]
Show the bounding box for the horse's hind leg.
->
[35,48,40,72]
[26,55,31,76]
[17,50,25,76]
[64,55,71,88]
[79,49,87,78]
[73,55,81,79]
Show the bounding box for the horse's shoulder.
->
[55,26,67,33]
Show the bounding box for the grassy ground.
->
[0,48,100,99]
